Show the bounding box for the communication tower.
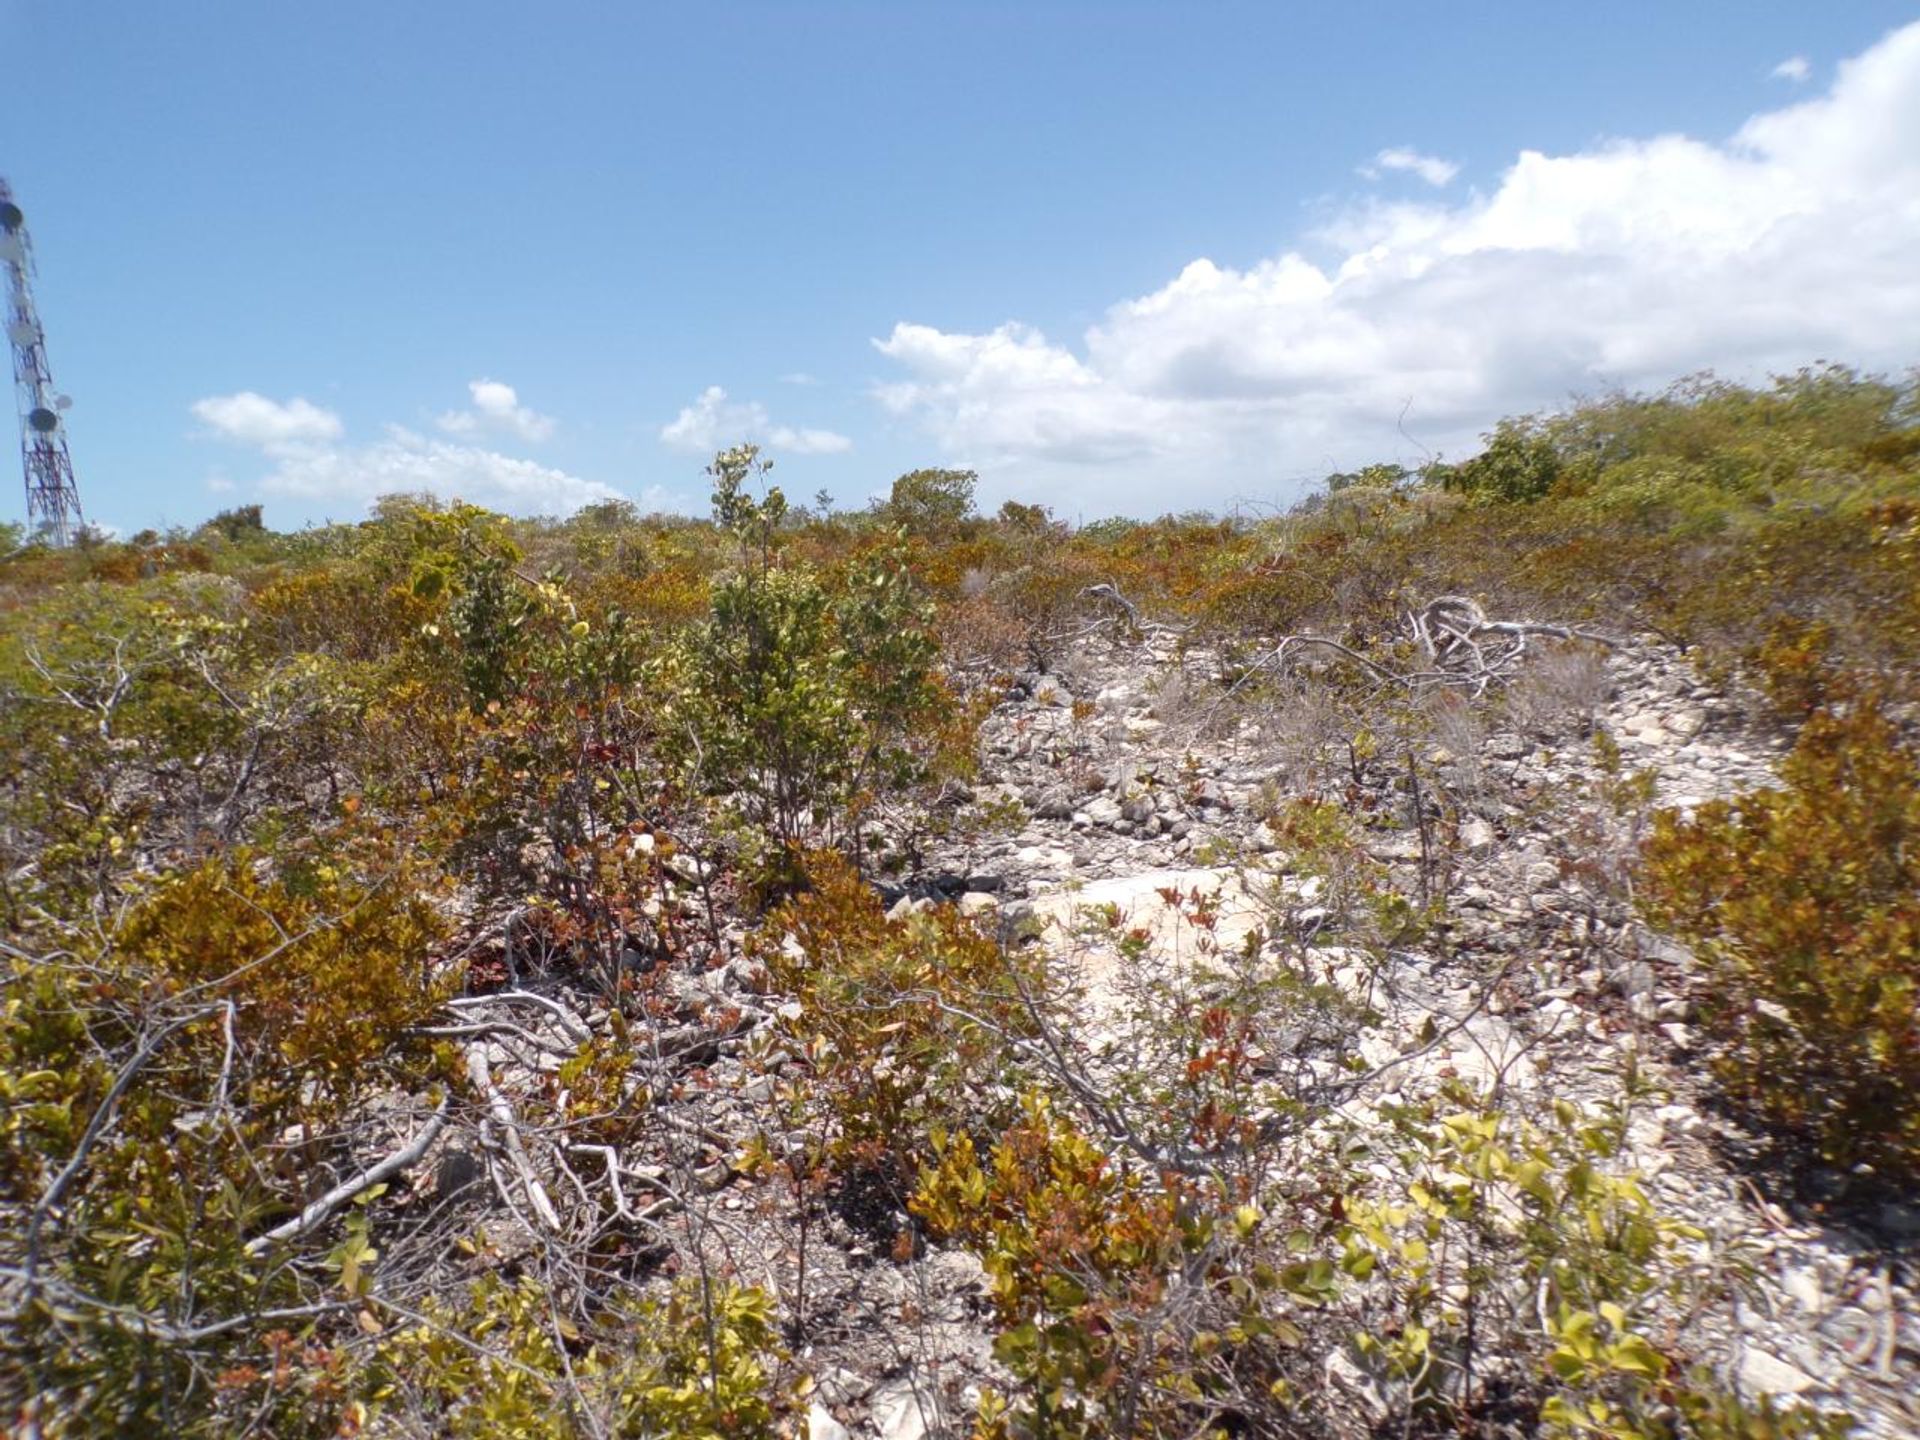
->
[1,178,85,546]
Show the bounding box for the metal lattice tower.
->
[1,178,85,547]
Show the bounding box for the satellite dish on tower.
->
[0,235,24,264]
[55,394,72,411]
[7,320,35,347]
[0,201,22,231]
[28,407,59,433]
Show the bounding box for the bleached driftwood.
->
[246,1098,451,1254]
[1215,595,1619,712]
[467,1045,562,1233]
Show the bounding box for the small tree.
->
[667,448,954,870]
[882,467,977,534]
[1437,421,1562,503]
[203,504,266,541]
[996,499,1053,533]
[1327,462,1411,493]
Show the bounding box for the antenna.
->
[2,178,86,547]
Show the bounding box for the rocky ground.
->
[464,629,1918,1438]
[943,632,1913,1433]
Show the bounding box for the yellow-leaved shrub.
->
[1639,692,1920,1180]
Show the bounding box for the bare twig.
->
[1211,595,1621,718]
[446,989,593,1045]
[467,1045,562,1233]
[245,1097,451,1254]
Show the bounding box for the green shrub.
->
[912,1095,1228,1440]
[1639,693,1920,1179]
[667,448,956,860]
[882,466,978,535]
[1438,420,1564,503]
[749,853,1038,1191]
[369,1274,788,1438]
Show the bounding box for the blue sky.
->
[3,2,1918,532]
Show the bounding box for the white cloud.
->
[1367,147,1460,187]
[769,425,853,454]
[659,385,852,455]
[874,21,1920,517]
[192,389,617,517]
[658,385,856,455]
[631,483,696,515]
[259,427,621,515]
[436,378,556,442]
[874,322,1168,464]
[1772,55,1812,83]
[192,392,343,446]
[779,371,823,386]
[659,386,754,450]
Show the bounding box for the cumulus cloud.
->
[659,385,853,455]
[259,428,620,515]
[191,389,617,517]
[192,392,343,446]
[436,378,556,442]
[659,386,754,450]
[770,425,854,454]
[874,21,1920,516]
[874,323,1169,465]
[1772,55,1812,83]
[1366,147,1460,187]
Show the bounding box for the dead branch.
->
[1214,596,1621,713]
[466,1044,563,1233]
[1043,583,1189,648]
[0,1268,358,1345]
[446,989,594,1045]
[245,1097,451,1254]
[413,1018,583,1057]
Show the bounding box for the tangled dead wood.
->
[1045,583,1188,647]
[1215,595,1620,714]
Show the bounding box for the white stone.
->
[1665,708,1708,740]
[1287,873,1326,903]
[1737,1347,1816,1396]
[1781,1266,1825,1316]
[1324,1347,1391,1421]
[1367,832,1423,862]
[1025,867,1271,1017]
[806,1402,851,1440]
[870,1379,933,1440]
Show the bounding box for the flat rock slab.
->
[1029,867,1267,958]
[1023,867,1282,1025]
